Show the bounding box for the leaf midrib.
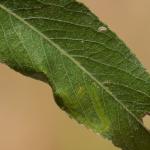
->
[0,3,149,134]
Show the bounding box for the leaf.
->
[0,0,150,149]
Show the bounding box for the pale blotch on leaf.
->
[98,26,107,32]
[81,40,84,43]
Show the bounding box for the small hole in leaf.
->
[143,114,150,130]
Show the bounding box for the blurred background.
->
[0,0,150,150]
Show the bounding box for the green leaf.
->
[0,0,150,149]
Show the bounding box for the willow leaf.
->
[0,0,150,149]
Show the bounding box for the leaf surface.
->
[0,0,150,149]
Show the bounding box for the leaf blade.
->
[0,0,150,149]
